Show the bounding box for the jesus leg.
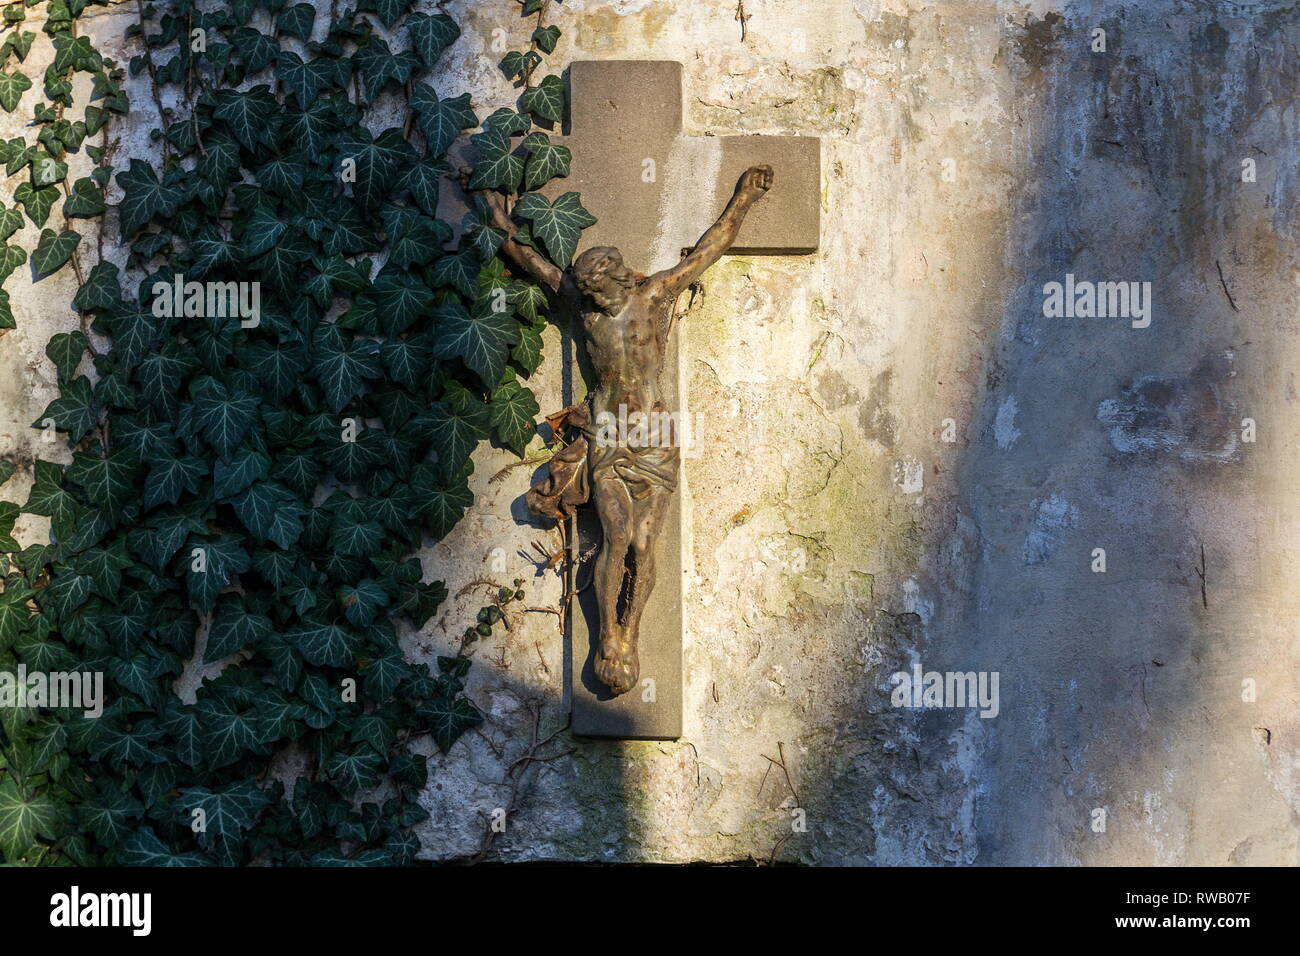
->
[618,486,672,674]
[592,475,638,695]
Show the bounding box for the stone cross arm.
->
[544,60,821,274]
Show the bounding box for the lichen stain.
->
[1012,11,1063,77]
[576,3,673,57]
[863,11,914,52]
[857,368,899,449]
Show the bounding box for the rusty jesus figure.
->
[477,165,774,695]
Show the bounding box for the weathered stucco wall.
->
[2,0,1297,864]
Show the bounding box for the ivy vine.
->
[0,0,591,866]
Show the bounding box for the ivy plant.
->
[0,0,591,866]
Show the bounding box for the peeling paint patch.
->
[994,395,1021,450]
[1022,494,1079,565]
[902,577,933,626]
[1095,356,1240,462]
[894,458,924,495]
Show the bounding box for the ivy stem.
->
[522,0,553,89]
[133,0,170,165]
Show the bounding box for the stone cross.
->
[544,62,820,740]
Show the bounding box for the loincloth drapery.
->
[588,442,679,500]
[525,401,681,520]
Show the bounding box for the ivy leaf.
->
[511,282,549,324]
[417,693,482,753]
[31,375,93,445]
[533,24,561,54]
[118,828,211,867]
[0,243,23,281]
[256,157,305,196]
[330,512,385,558]
[43,568,92,618]
[143,455,207,509]
[0,500,18,552]
[513,191,597,268]
[0,70,31,112]
[358,0,413,29]
[382,205,446,271]
[230,27,279,74]
[30,228,80,279]
[63,177,106,218]
[325,748,383,795]
[183,535,251,614]
[351,712,394,753]
[0,776,62,858]
[230,481,306,549]
[23,460,82,538]
[14,181,58,227]
[136,343,200,418]
[410,400,489,479]
[65,450,138,522]
[275,51,344,109]
[432,299,519,388]
[360,650,412,698]
[351,37,419,101]
[336,579,388,627]
[0,205,22,241]
[483,108,531,136]
[80,786,144,848]
[0,31,33,65]
[29,150,68,188]
[519,73,565,123]
[410,86,475,160]
[45,330,87,382]
[206,597,273,663]
[337,128,415,213]
[275,3,316,42]
[521,131,571,190]
[115,159,181,238]
[461,198,506,260]
[193,378,261,460]
[213,86,279,151]
[176,782,269,858]
[499,50,539,83]
[196,697,260,775]
[241,206,286,257]
[407,12,460,67]
[467,126,523,192]
[312,325,381,412]
[287,620,359,667]
[488,378,540,454]
[430,248,478,299]
[196,129,242,193]
[52,34,101,73]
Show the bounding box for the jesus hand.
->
[738,164,774,199]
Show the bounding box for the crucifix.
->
[476,61,819,739]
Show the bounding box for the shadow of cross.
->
[542,61,821,741]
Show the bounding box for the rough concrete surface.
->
[2,0,1297,865]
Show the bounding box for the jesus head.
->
[573,246,637,314]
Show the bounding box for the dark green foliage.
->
[1,0,588,867]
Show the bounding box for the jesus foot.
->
[595,630,639,696]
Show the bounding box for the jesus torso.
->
[581,291,674,425]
